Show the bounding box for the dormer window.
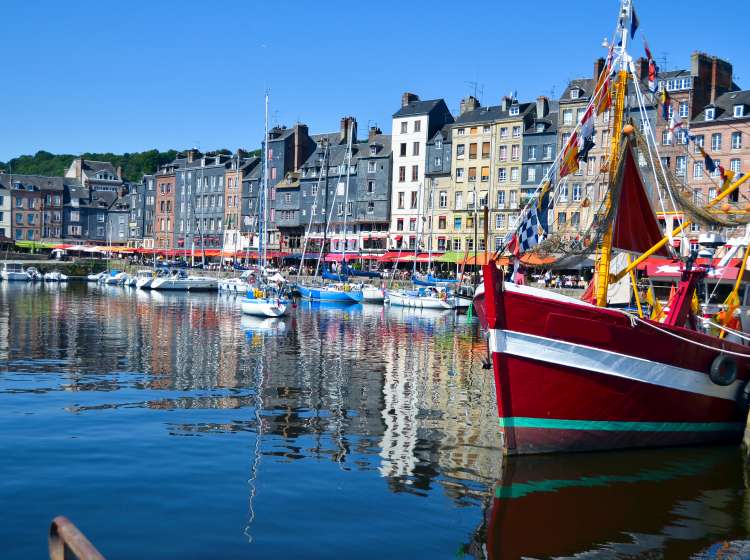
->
[570,89,580,100]
[509,105,520,116]
[705,108,716,121]
[369,145,377,156]
[435,139,443,149]
[536,123,545,132]
[734,105,745,118]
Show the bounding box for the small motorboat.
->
[218,271,253,294]
[25,267,42,281]
[102,270,129,285]
[1,262,31,281]
[87,271,106,282]
[150,270,218,291]
[43,271,68,282]
[134,270,156,289]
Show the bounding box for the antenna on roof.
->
[548,85,556,98]
[464,80,484,99]
[658,52,669,72]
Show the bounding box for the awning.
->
[407,253,444,263]
[494,254,556,267]
[437,251,463,263]
[378,251,405,263]
[324,253,361,262]
[393,235,403,241]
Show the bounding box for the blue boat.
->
[297,284,363,303]
[341,263,381,279]
[322,268,349,282]
[411,273,459,287]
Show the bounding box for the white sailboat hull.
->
[240,298,288,317]
[387,290,455,309]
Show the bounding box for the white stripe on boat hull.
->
[488,329,742,401]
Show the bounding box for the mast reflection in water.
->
[0,282,748,558]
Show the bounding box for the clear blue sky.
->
[1,0,746,161]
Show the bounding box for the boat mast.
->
[594,0,632,307]
[261,92,269,272]
[412,181,423,276]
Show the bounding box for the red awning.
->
[378,251,405,263]
[411,253,444,263]
[393,235,403,241]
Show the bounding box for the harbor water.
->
[0,282,748,558]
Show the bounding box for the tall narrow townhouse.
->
[521,97,558,239]
[154,162,177,251]
[452,96,535,253]
[4,175,45,243]
[424,124,452,253]
[222,150,249,254]
[268,124,315,252]
[556,71,597,239]
[389,93,453,251]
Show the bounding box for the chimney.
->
[186,148,198,163]
[501,96,512,111]
[635,57,649,82]
[401,92,419,108]
[368,126,382,142]
[593,57,606,80]
[459,96,481,115]
[340,117,357,145]
[75,158,82,178]
[536,96,549,118]
[116,165,122,179]
[691,52,733,115]
[293,123,309,170]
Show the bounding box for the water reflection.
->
[470,446,750,559]
[1,282,749,558]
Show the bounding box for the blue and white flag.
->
[518,208,540,252]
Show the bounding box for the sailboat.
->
[241,93,290,318]
[297,120,364,304]
[475,0,750,455]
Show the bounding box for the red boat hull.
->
[479,266,750,455]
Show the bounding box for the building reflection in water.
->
[0,283,503,499]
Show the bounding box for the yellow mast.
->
[594,68,629,307]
